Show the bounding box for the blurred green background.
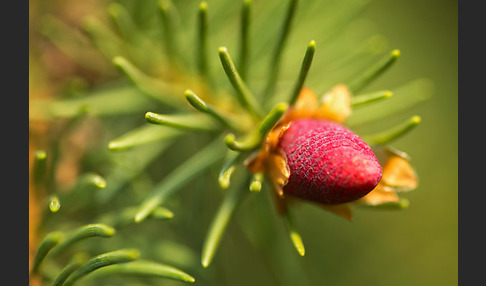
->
[284,1,458,285]
[29,0,458,285]
[296,1,458,285]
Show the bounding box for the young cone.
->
[278,118,382,204]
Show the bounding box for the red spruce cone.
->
[278,118,382,204]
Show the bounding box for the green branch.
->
[218,150,244,189]
[282,208,305,256]
[264,0,299,99]
[362,115,421,145]
[61,249,140,286]
[50,224,115,256]
[347,49,400,94]
[135,138,225,222]
[31,232,65,275]
[184,89,242,131]
[239,0,252,80]
[112,56,185,108]
[108,124,181,151]
[145,111,219,132]
[219,47,264,119]
[32,150,47,187]
[351,90,392,107]
[197,2,209,80]
[289,40,315,106]
[201,179,248,267]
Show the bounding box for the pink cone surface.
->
[278,119,382,204]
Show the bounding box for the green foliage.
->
[28,0,454,285]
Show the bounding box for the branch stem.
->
[219,47,264,119]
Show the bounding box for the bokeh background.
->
[29,0,458,285]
